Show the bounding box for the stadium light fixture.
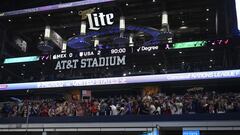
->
[44,26,51,39]
[129,33,134,47]
[161,11,169,32]
[80,21,87,36]
[162,11,168,26]
[94,38,100,47]
[120,16,125,31]
[61,41,67,53]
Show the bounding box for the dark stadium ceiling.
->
[0,0,231,55]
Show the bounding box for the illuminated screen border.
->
[236,0,240,31]
[0,0,114,17]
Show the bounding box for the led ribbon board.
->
[0,0,114,17]
[172,41,207,49]
[0,69,239,91]
[236,0,240,31]
[183,130,200,135]
[3,56,40,64]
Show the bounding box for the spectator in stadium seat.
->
[226,101,234,113]
[48,105,56,117]
[20,105,29,117]
[118,104,126,115]
[208,102,215,114]
[149,101,156,115]
[162,101,172,115]
[69,101,76,116]
[76,104,84,117]
[121,99,131,115]
[110,102,119,115]
[236,101,240,112]
[131,100,140,115]
[2,103,12,117]
[55,102,64,116]
[99,99,108,116]
[91,99,99,116]
[139,101,150,115]
[9,105,18,117]
[30,102,40,117]
[39,103,49,117]
[152,99,161,115]
[0,106,2,118]
[63,102,71,116]
[170,101,177,115]
[216,99,226,114]
[175,98,183,115]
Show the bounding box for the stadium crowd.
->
[0,91,240,118]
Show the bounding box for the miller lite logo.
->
[87,12,114,30]
[79,8,114,31]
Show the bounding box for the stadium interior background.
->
[0,0,240,135]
